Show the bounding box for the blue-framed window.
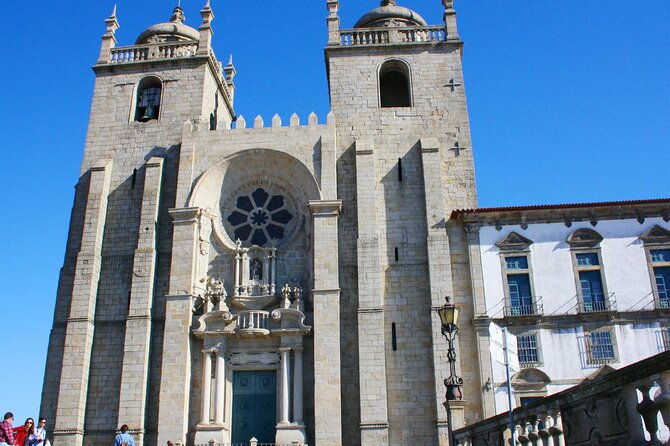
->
[651,249,670,307]
[576,253,600,267]
[651,249,670,263]
[517,333,540,366]
[505,256,534,315]
[588,330,616,364]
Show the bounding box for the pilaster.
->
[465,224,497,418]
[53,159,113,446]
[309,200,343,446]
[157,207,206,445]
[354,139,389,445]
[419,138,459,444]
[117,158,164,445]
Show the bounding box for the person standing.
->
[0,413,15,446]
[13,418,34,446]
[30,418,46,446]
[113,425,135,446]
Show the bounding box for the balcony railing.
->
[339,26,446,47]
[576,292,616,313]
[109,41,198,64]
[504,296,543,317]
[237,310,270,332]
[454,350,670,445]
[657,295,670,310]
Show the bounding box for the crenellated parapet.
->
[220,111,334,131]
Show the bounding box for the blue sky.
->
[0,0,668,426]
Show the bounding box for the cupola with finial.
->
[135,5,200,44]
[354,0,427,28]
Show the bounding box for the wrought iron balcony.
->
[656,296,670,310]
[576,292,617,313]
[503,296,544,317]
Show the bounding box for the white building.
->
[454,200,670,417]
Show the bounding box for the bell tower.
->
[40,3,237,446]
[325,1,478,445]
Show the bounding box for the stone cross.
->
[446,78,462,92]
[449,141,466,156]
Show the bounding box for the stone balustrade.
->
[454,350,670,445]
[339,26,446,46]
[109,41,198,63]
[236,310,270,332]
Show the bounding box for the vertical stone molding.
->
[419,138,459,443]
[354,139,390,445]
[117,157,164,444]
[54,159,113,446]
[309,200,343,446]
[157,207,206,445]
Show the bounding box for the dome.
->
[136,6,200,45]
[354,0,427,28]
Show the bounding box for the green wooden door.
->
[232,371,277,445]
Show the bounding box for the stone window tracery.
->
[226,187,294,247]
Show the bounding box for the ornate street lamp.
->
[437,296,463,445]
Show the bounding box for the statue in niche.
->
[250,258,263,280]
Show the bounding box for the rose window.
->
[226,188,293,246]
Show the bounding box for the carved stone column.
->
[214,349,226,425]
[200,350,213,425]
[279,347,291,425]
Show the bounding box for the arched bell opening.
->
[134,76,162,122]
[379,59,412,108]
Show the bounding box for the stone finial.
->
[290,113,300,127]
[171,6,186,23]
[443,0,460,40]
[381,0,397,6]
[200,0,214,25]
[98,5,120,64]
[197,0,215,55]
[326,1,340,46]
[224,55,237,82]
[308,112,318,126]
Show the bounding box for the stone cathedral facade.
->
[41,1,491,445]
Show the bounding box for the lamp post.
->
[437,296,463,445]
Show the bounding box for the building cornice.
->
[452,198,670,227]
